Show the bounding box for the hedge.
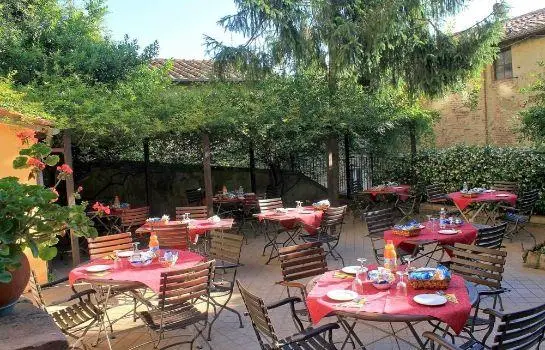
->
[373,145,545,214]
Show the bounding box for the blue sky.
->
[103,0,545,59]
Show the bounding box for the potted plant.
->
[0,130,97,314]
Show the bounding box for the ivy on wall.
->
[374,145,545,213]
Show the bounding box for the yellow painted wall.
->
[0,122,48,284]
[431,35,545,147]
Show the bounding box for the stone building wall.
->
[430,35,545,147]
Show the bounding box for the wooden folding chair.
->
[186,188,204,206]
[119,206,150,232]
[175,206,209,220]
[237,280,340,350]
[154,222,190,250]
[490,181,518,194]
[475,222,508,250]
[134,261,215,349]
[29,270,103,350]
[206,230,245,340]
[423,302,545,349]
[301,206,347,266]
[87,232,145,322]
[426,183,451,205]
[258,198,299,264]
[449,243,508,338]
[503,188,540,244]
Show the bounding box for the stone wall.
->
[77,161,328,216]
[430,35,545,147]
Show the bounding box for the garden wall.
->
[373,145,545,213]
[76,161,328,216]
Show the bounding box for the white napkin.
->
[208,215,221,223]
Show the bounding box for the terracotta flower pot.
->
[0,253,30,315]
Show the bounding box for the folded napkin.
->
[333,271,354,279]
[338,297,367,308]
[208,215,221,223]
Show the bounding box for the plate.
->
[116,251,133,258]
[413,294,447,306]
[326,289,358,302]
[341,266,360,274]
[438,229,458,235]
[85,265,111,273]
[496,194,510,198]
[300,211,314,214]
[484,189,496,193]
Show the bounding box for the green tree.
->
[520,62,545,146]
[207,0,507,201]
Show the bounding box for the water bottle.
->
[439,208,447,229]
[462,182,468,192]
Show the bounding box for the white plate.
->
[484,189,496,193]
[300,211,314,214]
[341,266,360,274]
[326,289,358,302]
[85,265,111,273]
[413,294,447,306]
[438,229,458,235]
[496,194,510,197]
[116,251,133,258]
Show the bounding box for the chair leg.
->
[207,293,244,341]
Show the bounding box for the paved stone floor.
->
[35,211,545,349]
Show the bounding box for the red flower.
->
[92,201,111,215]
[57,164,73,175]
[77,186,83,193]
[16,130,37,144]
[26,157,46,171]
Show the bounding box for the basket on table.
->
[408,266,451,290]
[461,192,479,198]
[392,226,422,237]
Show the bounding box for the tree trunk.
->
[63,131,80,266]
[249,142,256,193]
[143,138,151,207]
[344,133,351,199]
[202,133,213,213]
[327,137,340,205]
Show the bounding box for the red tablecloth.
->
[69,250,204,293]
[135,219,234,242]
[306,270,471,334]
[384,222,477,256]
[364,185,410,201]
[256,208,323,234]
[448,191,517,211]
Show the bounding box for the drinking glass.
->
[404,256,415,272]
[426,214,432,228]
[295,201,303,211]
[429,217,437,231]
[395,271,407,298]
[352,267,364,294]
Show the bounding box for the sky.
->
[102,0,545,60]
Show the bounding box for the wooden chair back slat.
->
[158,261,214,308]
[476,223,508,250]
[426,183,447,201]
[209,231,244,264]
[491,181,518,194]
[450,243,507,290]
[120,207,150,229]
[258,198,283,212]
[175,206,208,220]
[491,303,545,350]
[515,189,540,214]
[87,232,133,260]
[364,208,396,235]
[154,223,189,250]
[236,280,278,344]
[279,242,328,283]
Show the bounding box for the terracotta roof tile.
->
[150,59,242,83]
[503,7,545,43]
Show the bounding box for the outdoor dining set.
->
[28,182,545,350]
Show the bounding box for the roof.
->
[0,108,53,127]
[502,7,545,44]
[150,59,242,83]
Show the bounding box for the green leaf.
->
[12,156,28,169]
[31,143,51,157]
[38,246,57,261]
[0,271,12,283]
[44,155,60,166]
